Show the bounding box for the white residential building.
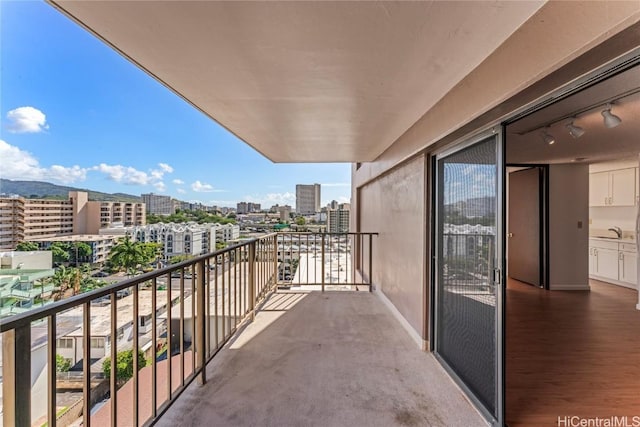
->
[128,222,205,259]
[210,223,240,246]
[32,234,120,265]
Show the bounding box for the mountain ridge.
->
[0,178,142,203]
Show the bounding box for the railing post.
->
[321,234,326,292]
[368,234,373,292]
[2,325,31,427]
[196,259,206,385]
[273,234,278,287]
[249,241,256,321]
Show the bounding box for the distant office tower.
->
[327,204,350,233]
[237,202,260,214]
[296,184,321,214]
[142,193,174,215]
[237,202,248,214]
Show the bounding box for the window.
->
[57,338,73,349]
[91,338,104,348]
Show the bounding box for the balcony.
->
[0,232,483,426]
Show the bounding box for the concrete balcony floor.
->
[159,291,486,427]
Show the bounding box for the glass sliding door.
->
[434,130,503,424]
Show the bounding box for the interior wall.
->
[359,155,426,340]
[549,164,590,290]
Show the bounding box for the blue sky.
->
[0,1,351,208]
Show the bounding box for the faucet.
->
[608,226,622,239]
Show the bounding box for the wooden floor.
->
[506,279,640,426]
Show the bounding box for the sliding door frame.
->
[431,125,506,426]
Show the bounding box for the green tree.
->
[50,266,74,301]
[56,354,71,373]
[140,242,162,266]
[103,349,147,386]
[109,236,145,276]
[169,254,193,264]
[295,217,306,226]
[50,242,71,264]
[71,242,92,266]
[215,241,227,251]
[15,241,39,251]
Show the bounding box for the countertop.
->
[589,236,637,244]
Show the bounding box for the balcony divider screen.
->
[434,132,503,424]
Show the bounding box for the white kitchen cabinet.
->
[619,251,637,286]
[589,167,637,207]
[610,168,636,206]
[595,248,619,280]
[589,238,638,289]
[588,247,597,275]
[589,172,610,207]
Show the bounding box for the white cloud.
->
[6,107,49,133]
[92,162,173,187]
[48,165,88,183]
[172,179,184,185]
[150,163,173,180]
[158,163,173,173]
[176,188,186,194]
[0,140,87,183]
[192,180,213,192]
[93,163,150,185]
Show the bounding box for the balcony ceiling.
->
[50,1,544,162]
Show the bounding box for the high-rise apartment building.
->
[142,193,174,215]
[0,192,146,249]
[0,197,28,249]
[237,202,261,214]
[295,184,321,214]
[327,204,350,233]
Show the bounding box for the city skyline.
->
[0,1,351,208]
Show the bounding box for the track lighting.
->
[565,121,585,138]
[525,91,634,145]
[601,104,622,128]
[541,128,555,145]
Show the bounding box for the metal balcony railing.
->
[0,232,376,427]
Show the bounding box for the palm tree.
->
[50,266,74,301]
[109,236,145,276]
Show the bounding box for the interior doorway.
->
[506,166,546,288]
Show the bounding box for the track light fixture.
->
[541,128,555,145]
[565,120,585,139]
[601,104,622,128]
[523,89,637,145]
